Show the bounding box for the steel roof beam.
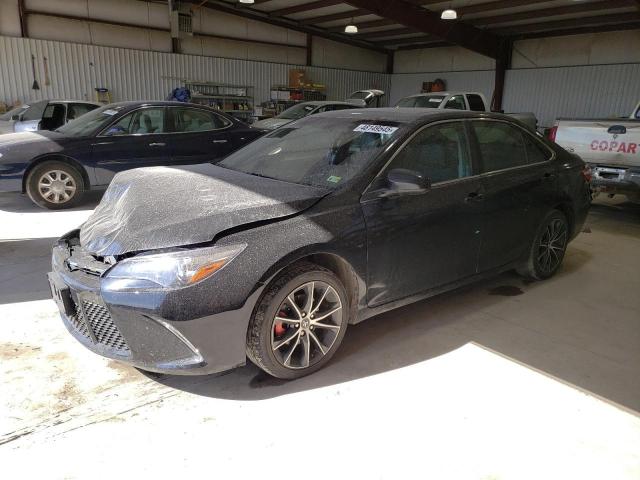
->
[469,0,637,27]
[344,0,502,58]
[269,1,343,17]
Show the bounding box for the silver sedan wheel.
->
[38,170,77,204]
[271,281,343,370]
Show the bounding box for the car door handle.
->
[543,172,556,180]
[465,191,484,203]
[148,142,166,147]
[212,139,228,144]
[607,125,626,135]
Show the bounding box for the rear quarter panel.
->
[555,119,640,167]
[554,146,591,239]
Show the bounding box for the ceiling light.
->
[239,0,255,4]
[441,9,457,20]
[345,24,358,34]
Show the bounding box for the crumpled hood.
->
[251,117,293,130]
[80,164,328,257]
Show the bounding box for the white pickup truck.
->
[550,101,640,202]
[395,91,538,131]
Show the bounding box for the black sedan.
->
[48,109,591,379]
[0,101,264,209]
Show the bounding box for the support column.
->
[306,34,312,67]
[18,0,28,38]
[491,39,512,112]
[386,50,394,75]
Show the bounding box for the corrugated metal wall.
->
[503,64,640,128]
[4,35,638,129]
[389,70,495,106]
[0,35,390,107]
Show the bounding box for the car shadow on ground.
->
[154,248,608,404]
[588,197,640,229]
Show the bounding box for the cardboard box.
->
[289,69,308,88]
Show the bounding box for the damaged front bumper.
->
[48,235,262,375]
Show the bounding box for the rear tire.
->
[246,262,349,380]
[517,209,569,281]
[26,160,85,210]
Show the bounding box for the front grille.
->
[69,303,90,338]
[82,301,129,352]
[66,296,130,353]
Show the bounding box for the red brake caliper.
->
[274,311,287,336]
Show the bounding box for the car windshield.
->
[397,95,446,108]
[0,105,30,121]
[218,116,404,189]
[279,103,318,120]
[350,91,371,100]
[56,105,127,136]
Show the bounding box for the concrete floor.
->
[0,191,639,479]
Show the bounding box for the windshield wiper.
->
[246,172,281,181]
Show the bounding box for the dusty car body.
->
[252,101,359,130]
[0,101,265,209]
[48,108,591,379]
[0,100,101,134]
[346,89,386,108]
[396,91,538,131]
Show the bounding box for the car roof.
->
[312,107,510,124]
[405,91,483,98]
[50,100,102,105]
[101,101,236,114]
[296,101,355,106]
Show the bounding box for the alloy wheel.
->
[270,281,343,370]
[38,170,77,204]
[537,218,567,274]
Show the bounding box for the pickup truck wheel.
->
[246,263,348,380]
[518,210,568,281]
[26,161,85,210]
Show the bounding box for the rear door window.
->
[472,121,529,172]
[41,103,67,129]
[170,107,231,132]
[466,94,486,112]
[523,132,553,163]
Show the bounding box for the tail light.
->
[548,126,558,142]
[581,165,592,183]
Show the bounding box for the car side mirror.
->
[11,114,20,121]
[384,168,430,196]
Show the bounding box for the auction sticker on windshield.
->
[354,124,398,134]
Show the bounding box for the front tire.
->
[246,263,349,380]
[26,161,85,210]
[517,209,569,280]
